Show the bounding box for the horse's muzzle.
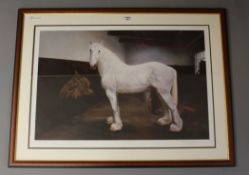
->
[90,64,97,70]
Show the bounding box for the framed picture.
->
[10,8,234,167]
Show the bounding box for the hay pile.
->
[59,71,94,99]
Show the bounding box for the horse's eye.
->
[98,50,101,53]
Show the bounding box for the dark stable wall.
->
[0,0,248,174]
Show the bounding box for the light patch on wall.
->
[39,31,125,62]
[125,44,192,66]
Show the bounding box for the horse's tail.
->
[171,70,178,106]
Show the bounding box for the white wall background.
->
[39,31,125,61]
[39,31,191,65]
[0,0,249,175]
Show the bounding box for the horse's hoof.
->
[156,117,172,126]
[106,116,113,125]
[169,123,182,132]
[110,123,123,132]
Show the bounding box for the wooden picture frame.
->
[9,8,234,167]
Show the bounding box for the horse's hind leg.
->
[144,88,152,112]
[156,108,172,126]
[105,89,123,132]
[106,116,113,125]
[155,92,172,125]
[157,90,183,132]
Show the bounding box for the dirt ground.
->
[35,72,209,140]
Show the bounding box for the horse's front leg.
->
[105,89,123,132]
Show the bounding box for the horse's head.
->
[89,42,102,70]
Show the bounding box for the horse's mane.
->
[94,42,125,64]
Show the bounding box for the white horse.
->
[88,42,183,132]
